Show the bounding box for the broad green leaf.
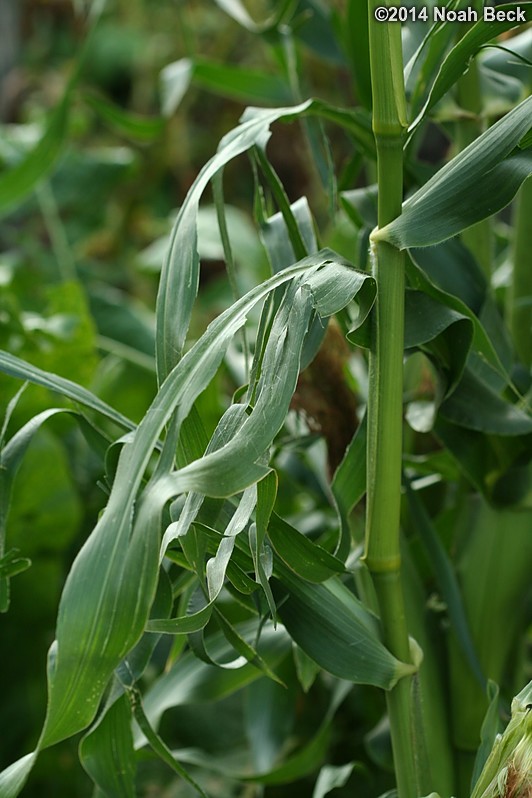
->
[404,5,460,122]
[164,680,353,785]
[79,693,136,798]
[349,287,473,401]
[26,254,370,764]
[149,492,255,640]
[374,96,532,249]
[245,676,295,772]
[343,0,371,108]
[410,3,532,130]
[273,573,415,688]
[260,196,317,274]
[293,0,346,65]
[479,26,532,83]
[161,406,247,556]
[434,417,532,502]
[410,239,486,314]
[154,259,375,499]
[118,567,173,682]
[40,488,163,748]
[406,256,512,389]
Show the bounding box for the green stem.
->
[366,4,417,798]
[509,176,532,367]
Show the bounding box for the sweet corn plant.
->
[0,1,532,796]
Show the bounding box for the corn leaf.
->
[156,100,375,381]
[273,574,414,688]
[0,352,136,432]
[374,96,532,249]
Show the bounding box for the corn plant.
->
[0,1,531,796]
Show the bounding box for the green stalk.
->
[365,5,417,798]
[509,176,532,367]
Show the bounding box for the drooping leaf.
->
[156,100,375,381]
[0,351,137,432]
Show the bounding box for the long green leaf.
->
[274,573,415,689]
[0,352,136,432]
[374,96,532,249]
[156,100,375,381]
